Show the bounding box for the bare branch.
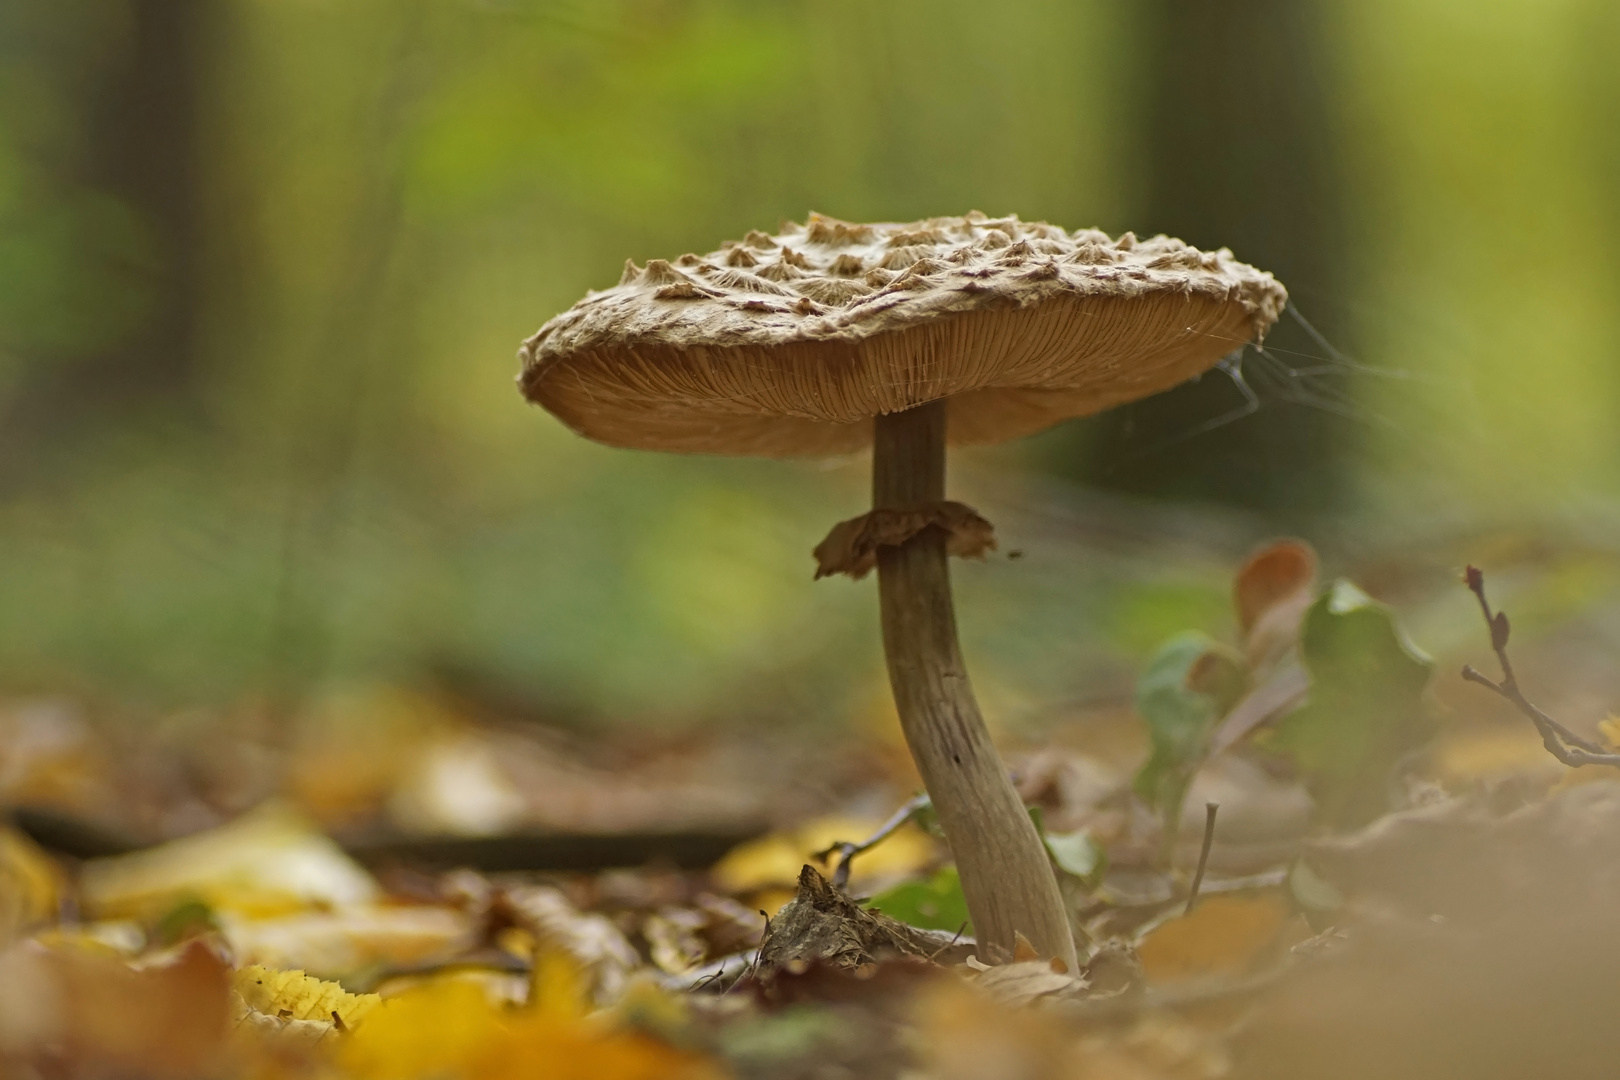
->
[814,792,933,890]
[1460,566,1620,769]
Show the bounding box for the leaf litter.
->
[5,543,1620,1077]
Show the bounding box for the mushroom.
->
[517,212,1286,969]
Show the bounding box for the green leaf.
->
[1132,632,1235,834]
[866,866,971,935]
[1027,805,1046,838]
[1044,829,1106,886]
[1261,580,1435,825]
[153,897,217,946]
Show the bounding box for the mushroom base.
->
[872,399,1078,969]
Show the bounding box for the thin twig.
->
[925,921,971,963]
[1185,803,1219,916]
[727,911,771,995]
[1460,565,1620,769]
[815,792,932,890]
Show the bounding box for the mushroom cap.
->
[518,212,1287,457]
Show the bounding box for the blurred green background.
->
[1,0,1616,734]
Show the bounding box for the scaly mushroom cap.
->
[518,212,1287,456]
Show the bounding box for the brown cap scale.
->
[517,212,1287,969]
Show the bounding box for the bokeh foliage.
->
[0,0,1615,728]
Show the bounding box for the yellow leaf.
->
[336,974,720,1080]
[233,964,380,1029]
[530,948,588,1021]
[1599,715,1620,749]
[80,802,379,922]
[371,966,530,1008]
[712,815,937,896]
[1433,726,1564,784]
[1539,713,1620,793]
[336,979,497,1080]
[0,827,66,945]
[1135,892,1298,985]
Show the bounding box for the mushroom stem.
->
[872,400,1077,970]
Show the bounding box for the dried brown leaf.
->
[756,865,968,974]
[0,937,231,1074]
[497,884,640,1005]
[969,960,1089,1008]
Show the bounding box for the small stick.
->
[727,910,771,995]
[1460,566,1620,769]
[1184,802,1219,917]
[815,792,932,890]
[926,921,971,963]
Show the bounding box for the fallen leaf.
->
[498,884,640,1005]
[0,937,230,1074]
[914,975,1224,1080]
[371,966,531,1008]
[712,814,938,898]
[1135,891,1297,986]
[233,963,381,1028]
[0,700,117,818]
[644,907,708,975]
[0,827,65,946]
[757,865,967,974]
[80,802,380,922]
[230,990,337,1050]
[336,967,719,1080]
[969,959,1088,1008]
[223,904,476,979]
[911,977,1075,1080]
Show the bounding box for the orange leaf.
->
[1136,892,1297,985]
[1235,540,1317,671]
[1235,540,1317,636]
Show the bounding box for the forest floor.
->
[3,541,1619,1080]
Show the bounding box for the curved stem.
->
[872,401,1077,969]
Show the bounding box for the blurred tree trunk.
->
[1071,0,1348,515]
[0,0,209,469]
[80,0,207,402]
